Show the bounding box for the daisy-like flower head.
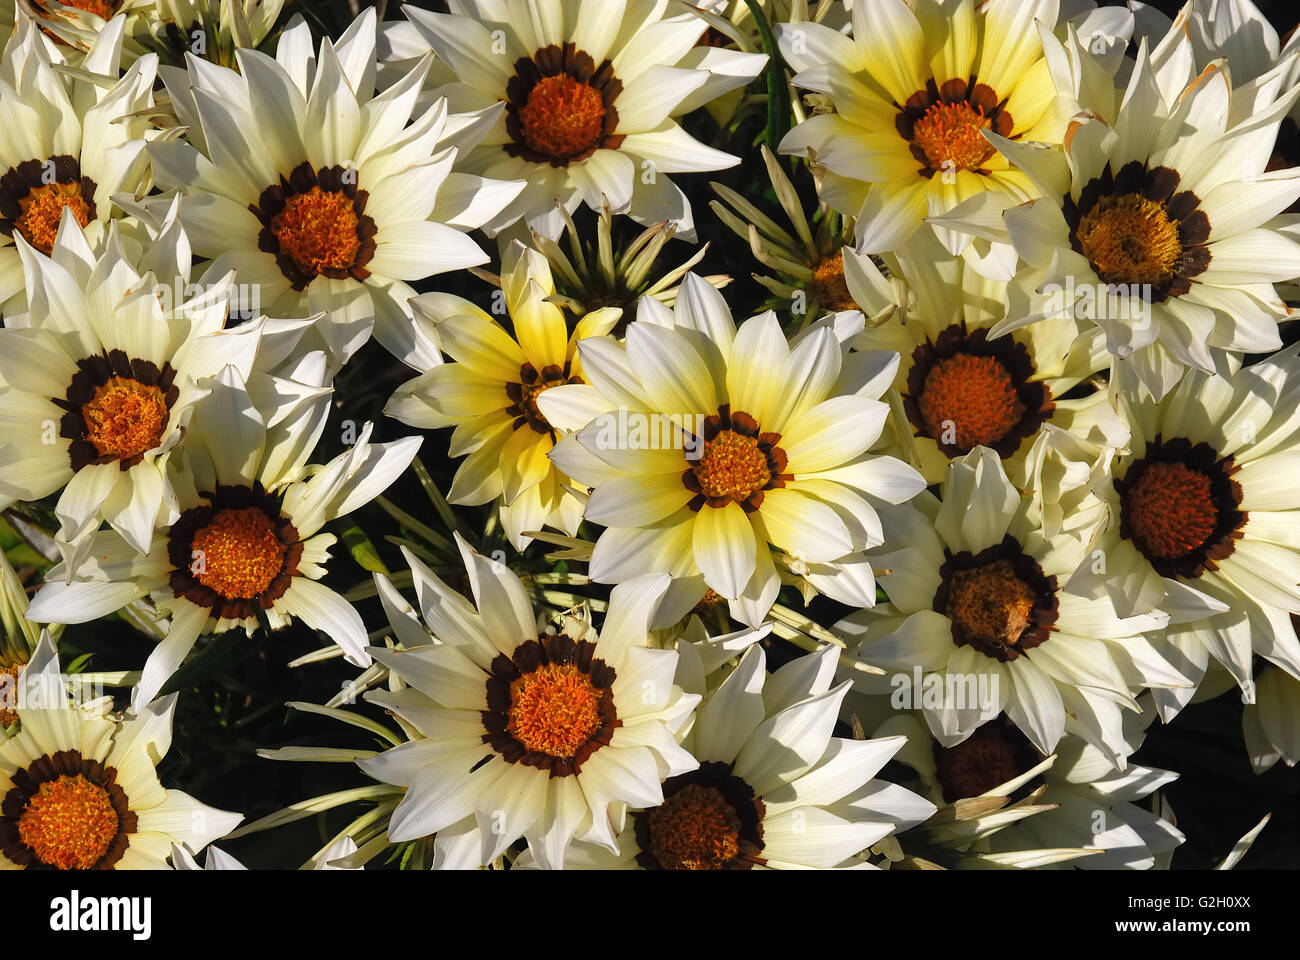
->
[959,30,1300,400]
[26,363,422,710]
[148,9,524,367]
[851,228,1122,488]
[777,0,1071,255]
[0,691,240,869]
[878,705,1185,870]
[521,643,936,869]
[1066,351,1300,721]
[545,273,927,626]
[840,446,1186,767]
[0,15,154,311]
[396,0,760,239]
[386,240,622,551]
[356,539,700,870]
[0,204,311,567]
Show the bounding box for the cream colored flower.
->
[841,447,1186,766]
[147,9,523,367]
[27,364,421,709]
[0,693,241,869]
[392,0,757,239]
[356,539,700,870]
[0,15,154,312]
[545,274,926,626]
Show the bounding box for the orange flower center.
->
[63,0,118,16]
[81,376,169,462]
[1125,462,1218,559]
[911,100,995,173]
[273,187,361,277]
[918,353,1025,451]
[693,430,772,503]
[18,774,120,870]
[507,662,603,759]
[16,182,91,256]
[1076,193,1182,286]
[519,75,607,160]
[513,377,562,433]
[945,559,1038,649]
[190,507,287,600]
[810,253,857,312]
[646,783,742,870]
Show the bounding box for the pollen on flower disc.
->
[63,0,118,16]
[80,376,169,462]
[945,559,1038,649]
[519,75,607,161]
[17,774,120,871]
[694,431,772,502]
[507,662,604,759]
[1076,192,1182,286]
[15,182,91,256]
[1124,461,1218,558]
[917,353,1026,451]
[190,507,288,600]
[646,783,742,870]
[273,187,362,277]
[810,253,858,312]
[911,100,996,172]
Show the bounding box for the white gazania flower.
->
[948,34,1300,400]
[385,240,620,551]
[776,0,1072,255]
[1243,661,1300,772]
[357,539,700,870]
[26,364,422,710]
[519,644,936,870]
[1066,354,1300,721]
[0,694,241,869]
[395,0,757,239]
[0,15,154,312]
[840,447,1186,766]
[880,703,1184,869]
[148,9,523,367]
[849,229,1121,488]
[544,274,927,627]
[0,207,310,568]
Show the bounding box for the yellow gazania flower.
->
[543,274,926,627]
[776,0,1070,254]
[386,241,621,550]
